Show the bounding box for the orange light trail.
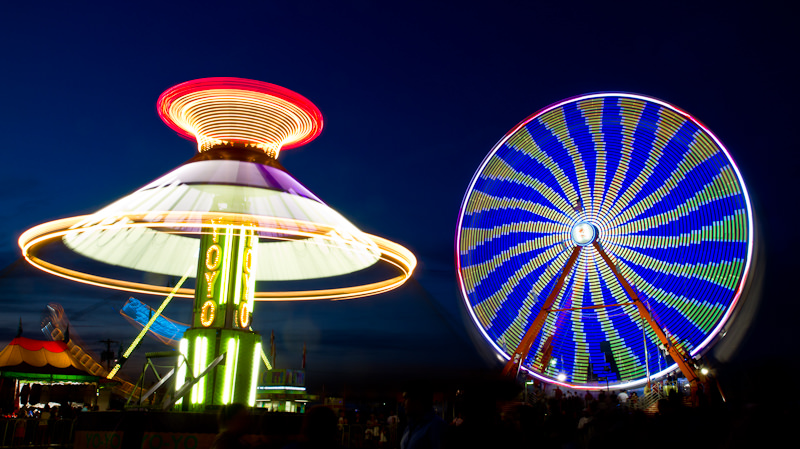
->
[19,212,416,302]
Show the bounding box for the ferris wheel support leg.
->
[591,242,702,395]
[502,246,583,380]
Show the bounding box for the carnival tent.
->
[0,337,98,383]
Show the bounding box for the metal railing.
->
[635,390,663,412]
[49,328,144,400]
[338,423,399,448]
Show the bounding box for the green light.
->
[245,230,257,317]
[232,230,245,306]
[260,346,272,370]
[191,336,207,404]
[175,338,188,405]
[219,227,234,304]
[222,337,239,404]
[249,342,261,407]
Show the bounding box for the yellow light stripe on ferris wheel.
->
[568,252,590,383]
[597,249,721,335]
[604,107,693,221]
[459,220,570,256]
[600,107,679,219]
[477,155,576,222]
[610,211,746,250]
[505,126,580,207]
[607,244,743,290]
[463,189,571,225]
[472,244,569,329]
[577,97,607,218]
[462,231,567,295]
[538,107,592,218]
[596,98,646,218]
[591,254,647,380]
[613,166,740,232]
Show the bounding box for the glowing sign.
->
[238,303,250,329]
[200,301,216,328]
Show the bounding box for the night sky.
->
[0,2,796,392]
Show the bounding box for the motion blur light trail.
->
[120,298,190,346]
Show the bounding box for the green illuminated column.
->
[178,223,262,409]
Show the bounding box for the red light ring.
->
[157,77,323,152]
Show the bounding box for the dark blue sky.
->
[0,2,795,390]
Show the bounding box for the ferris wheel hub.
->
[570,222,597,246]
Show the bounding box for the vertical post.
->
[179,223,262,409]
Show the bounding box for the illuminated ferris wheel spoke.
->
[610,211,746,250]
[609,139,713,226]
[506,131,581,205]
[459,222,566,255]
[594,100,647,218]
[576,105,606,216]
[601,112,690,218]
[472,243,575,328]
[599,138,667,219]
[479,156,578,221]
[500,246,583,378]
[462,233,568,291]
[538,108,594,215]
[591,241,704,384]
[609,244,741,291]
[613,166,744,232]
[464,189,573,227]
[607,258,716,339]
[618,165,739,231]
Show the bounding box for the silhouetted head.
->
[303,406,338,444]
[218,403,250,434]
[403,386,434,420]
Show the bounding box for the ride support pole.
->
[502,246,582,379]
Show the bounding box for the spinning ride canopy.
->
[456,93,752,389]
[0,337,98,382]
[20,78,416,301]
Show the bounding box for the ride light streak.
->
[157,78,323,158]
[222,338,239,404]
[191,336,208,404]
[257,386,306,391]
[260,347,273,370]
[175,338,189,405]
[20,213,416,301]
[106,269,191,379]
[249,342,261,407]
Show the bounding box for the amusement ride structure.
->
[456,93,752,394]
[19,78,416,409]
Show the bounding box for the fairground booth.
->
[0,337,100,413]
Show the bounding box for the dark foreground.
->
[2,392,795,449]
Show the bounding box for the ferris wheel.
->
[456,93,753,390]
